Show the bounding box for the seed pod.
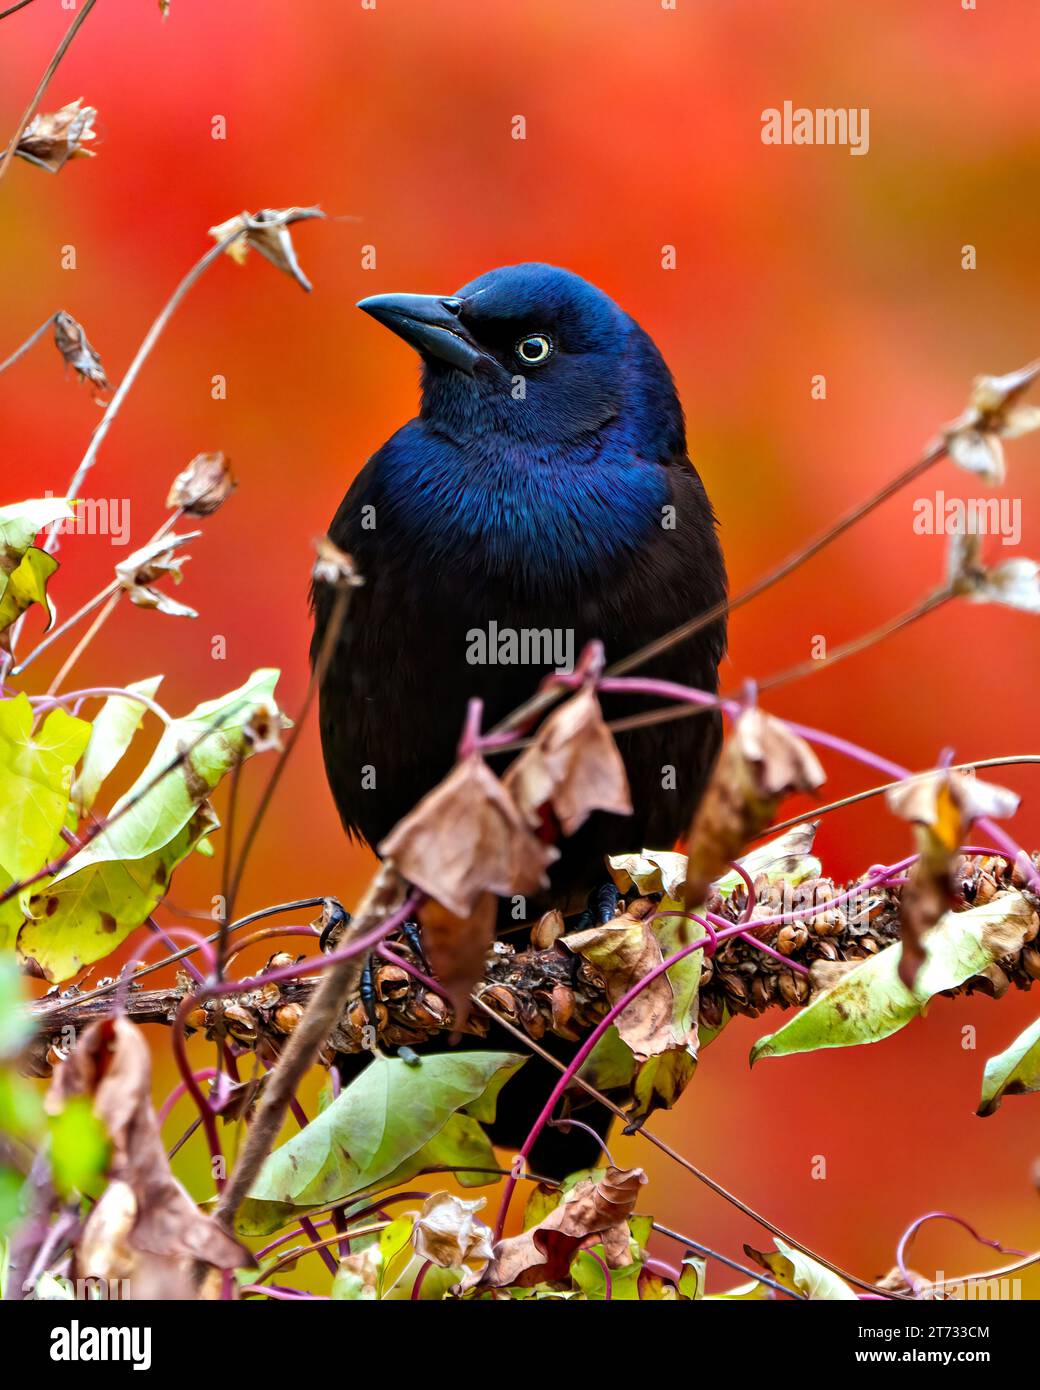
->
[812,909,844,938]
[550,983,577,1035]
[224,1003,258,1044]
[185,1006,208,1032]
[1024,912,1040,944]
[699,955,714,985]
[777,924,809,956]
[408,992,450,1028]
[256,981,281,1007]
[750,976,773,1010]
[777,971,808,1007]
[273,1002,304,1035]
[699,992,724,1030]
[814,940,839,961]
[530,909,565,950]
[482,984,520,1020]
[265,952,298,972]
[46,1039,70,1067]
[716,969,747,1004]
[860,937,879,954]
[375,964,410,1002]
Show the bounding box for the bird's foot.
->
[591,880,622,925]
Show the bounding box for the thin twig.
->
[211,869,415,1231]
[0,313,56,374]
[9,580,118,678]
[759,756,1040,840]
[0,0,99,185]
[45,588,120,696]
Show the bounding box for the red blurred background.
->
[3,0,1039,1293]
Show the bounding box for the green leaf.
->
[19,804,216,980]
[0,548,59,644]
[0,952,34,1058]
[0,498,74,559]
[571,1243,643,1300]
[745,1238,857,1300]
[978,1016,1040,1116]
[71,677,163,816]
[0,696,90,890]
[62,668,283,868]
[236,1052,526,1235]
[752,892,1038,1064]
[679,1253,706,1300]
[49,1095,110,1198]
[713,823,821,899]
[705,1278,771,1301]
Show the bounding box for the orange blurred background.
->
[3,0,1039,1293]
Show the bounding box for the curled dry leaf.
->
[114,531,200,619]
[15,98,97,173]
[53,311,110,399]
[947,529,1040,614]
[208,206,325,292]
[943,361,1040,485]
[459,1166,647,1293]
[608,848,688,900]
[504,684,632,837]
[48,1016,248,1297]
[312,536,363,590]
[379,753,558,919]
[412,1192,494,1272]
[887,767,1019,988]
[166,452,237,516]
[562,901,677,1060]
[418,891,496,1028]
[683,708,825,907]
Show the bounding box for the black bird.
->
[312,263,726,1175]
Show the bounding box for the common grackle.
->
[312,263,727,1176]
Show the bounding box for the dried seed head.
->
[167,452,237,516]
[530,909,565,950]
[273,1003,304,1035]
[375,964,410,1002]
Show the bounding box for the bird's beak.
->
[357,292,483,373]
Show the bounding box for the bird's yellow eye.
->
[515,333,553,365]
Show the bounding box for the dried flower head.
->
[208,206,325,291]
[943,361,1040,485]
[166,452,237,516]
[15,99,97,173]
[53,311,109,399]
[114,532,200,619]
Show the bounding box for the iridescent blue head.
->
[358,262,685,456]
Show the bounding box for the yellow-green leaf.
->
[978,1015,1040,1116]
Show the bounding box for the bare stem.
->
[0,0,99,185]
[0,313,56,374]
[212,868,412,1231]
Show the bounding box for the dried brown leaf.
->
[379,753,558,918]
[460,1166,647,1292]
[418,892,495,1028]
[504,684,632,837]
[683,708,825,906]
[412,1192,494,1272]
[562,906,674,1060]
[50,1017,248,1295]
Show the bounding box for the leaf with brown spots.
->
[379,753,558,919]
[752,891,1039,1063]
[504,684,632,837]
